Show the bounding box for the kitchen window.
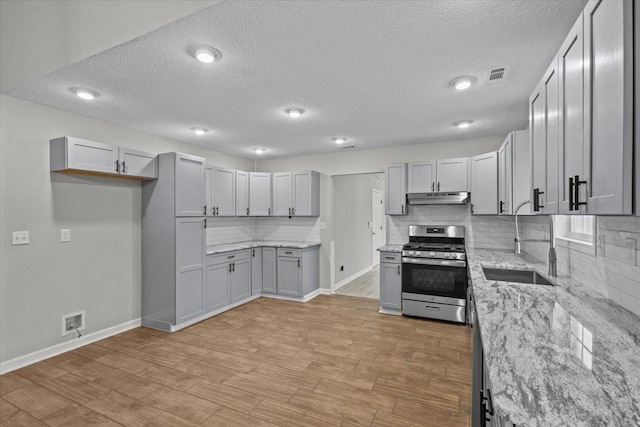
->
[554,215,596,248]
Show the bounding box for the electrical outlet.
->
[62,310,85,336]
[625,238,636,265]
[60,229,71,243]
[12,231,29,245]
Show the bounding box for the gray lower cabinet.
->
[276,247,320,298]
[251,247,263,295]
[231,257,251,303]
[262,247,277,293]
[206,250,251,308]
[379,252,402,310]
[176,218,206,323]
[206,262,230,311]
[277,254,303,297]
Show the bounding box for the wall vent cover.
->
[487,66,508,83]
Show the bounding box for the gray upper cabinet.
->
[407,161,436,193]
[205,166,213,216]
[262,247,277,293]
[236,170,250,217]
[385,163,407,215]
[251,247,263,295]
[212,166,236,216]
[436,157,469,192]
[175,153,206,217]
[176,217,206,324]
[512,129,531,215]
[50,136,157,179]
[498,135,513,215]
[272,172,293,216]
[582,0,633,215]
[249,172,272,216]
[471,152,498,215]
[272,171,320,216]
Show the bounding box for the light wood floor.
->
[335,266,380,300]
[1,295,472,427]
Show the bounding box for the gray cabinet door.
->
[213,166,236,216]
[251,248,263,295]
[118,147,157,179]
[231,259,251,303]
[65,137,119,174]
[380,262,401,310]
[292,171,319,216]
[277,256,303,297]
[272,172,292,216]
[385,163,407,215]
[471,152,498,215]
[235,170,250,216]
[175,153,206,217]
[176,218,205,323]
[249,172,272,216]
[436,157,468,192]
[262,247,277,293]
[205,166,213,216]
[407,161,436,193]
[529,78,546,215]
[583,0,633,214]
[498,135,513,215]
[206,263,230,311]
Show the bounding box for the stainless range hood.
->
[407,192,469,205]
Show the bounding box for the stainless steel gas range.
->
[401,225,468,323]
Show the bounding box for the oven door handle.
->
[424,305,441,311]
[401,258,466,268]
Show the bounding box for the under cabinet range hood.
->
[407,192,469,205]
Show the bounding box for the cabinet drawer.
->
[380,252,401,264]
[207,249,251,266]
[277,248,302,258]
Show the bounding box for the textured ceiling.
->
[7,0,587,160]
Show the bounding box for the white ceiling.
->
[7,0,587,160]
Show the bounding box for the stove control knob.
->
[416,251,421,256]
[443,253,450,258]
[408,251,414,255]
[430,252,436,257]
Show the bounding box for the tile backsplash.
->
[206,216,321,246]
[387,204,516,250]
[520,216,640,317]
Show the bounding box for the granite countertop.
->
[468,249,640,427]
[376,244,404,253]
[206,240,321,255]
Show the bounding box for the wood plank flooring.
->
[335,266,380,299]
[0,295,472,426]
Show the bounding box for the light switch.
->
[12,231,29,245]
[61,229,71,243]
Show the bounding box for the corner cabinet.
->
[471,152,499,215]
[249,172,272,216]
[262,247,277,293]
[50,136,158,180]
[385,163,407,215]
[379,252,402,312]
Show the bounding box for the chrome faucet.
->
[514,200,557,277]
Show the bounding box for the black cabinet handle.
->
[289,207,291,215]
[471,203,474,214]
[204,218,207,228]
[397,265,400,274]
[232,262,235,272]
[401,205,404,214]
[574,175,587,210]
[268,207,271,215]
[298,259,300,268]
[121,161,126,174]
[203,205,207,215]
[292,207,295,215]
[252,249,255,257]
[569,177,575,211]
[115,160,120,173]
[285,251,293,254]
[499,201,504,214]
[227,255,235,259]
[437,182,440,191]
[384,256,395,260]
[533,188,544,211]
[246,207,249,215]
[431,182,434,191]
[229,263,232,272]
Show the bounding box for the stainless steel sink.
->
[482,267,554,286]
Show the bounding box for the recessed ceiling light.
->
[332,137,347,144]
[69,87,100,100]
[449,76,477,90]
[284,107,305,118]
[191,46,222,64]
[252,147,266,154]
[454,120,474,129]
[191,127,210,135]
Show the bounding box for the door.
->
[583,0,633,214]
[206,263,230,311]
[118,147,157,178]
[235,170,249,216]
[385,163,407,215]
[436,157,468,192]
[262,247,277,293]
[277,256,303,297]
[213,166,236,216]
[251,247,263,295]
[380,262,401,310]
[471,152,498,215]
[231,258,251,303]
[272,172,292,216]
[292,171,317,216]
[498,135,512,215]
[66,137,119,174]
[175,153,206,217]
[249,172,272,216]
[176,218,206,323]
[371,189,384,266]
[558,14,585,214]
[407,161,436,193]
[205,166,213,216]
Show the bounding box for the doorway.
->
[371,189,384,266]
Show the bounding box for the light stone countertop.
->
[376,244,404,253]
[468,249,640,427]
[206,240,321,255]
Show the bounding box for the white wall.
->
[0,0,217,92]
[333,174,384,284]
[255,135,503,176]
[0,95,252,365]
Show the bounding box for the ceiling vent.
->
[336,145,356,150]
[487,66,508,83]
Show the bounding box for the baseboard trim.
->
[379,307,402,316]
[318,288,332,295]
[333,265,374,293]
[261,289,321,303]
[171,294,262,332]
[0,318,141,374]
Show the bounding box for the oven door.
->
[401,258,467,300]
